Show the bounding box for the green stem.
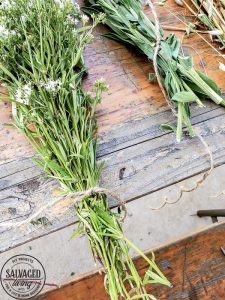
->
[177,103,184,142]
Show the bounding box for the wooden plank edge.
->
[37,220,225,299]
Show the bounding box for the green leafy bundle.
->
[0,0,169,299]
[83,0,225,141]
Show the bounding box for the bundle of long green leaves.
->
[83,0,225,141]
[0,0,170,299]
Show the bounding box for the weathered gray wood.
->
[101,113,225,200]
[0,112,225,252]
[98,102,225,157]
[0,159,43,191]
[1,163,225,297]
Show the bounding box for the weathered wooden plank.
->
[1,114,225,252]
[1,164,224,299]
[98,102,225,157]
[101,113,225,201]
[1,0,225,256]
[0,110,224,195]
[0,158,36,179]
[38,221,225,300]
[0,159,43,191]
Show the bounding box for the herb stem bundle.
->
[84,0,225,141]
[0,0,169,299]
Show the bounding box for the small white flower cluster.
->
[15,83,32,105]
[94,78,107,86]
[21,15,27,23]
[0,24,16,38]
[94,78,109,91]
[55,0,79,9]
[55,0,65,9]
[81,14,89,24]
[40,79,62,93]
[0,0,12,9]
[67,15,79,25]
[74,2,80,10]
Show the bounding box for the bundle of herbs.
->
[0,0,170,299]
[181,0,225,49]
[83,0,225,142]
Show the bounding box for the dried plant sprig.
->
[0,0,169,299]
[83,0,225,142]
[181,0,225,49]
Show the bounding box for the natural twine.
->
[145,1,215,210]
[0,187,127,229]
[145,0,177,115]
[149,133,214,210]
[0,2,216,228]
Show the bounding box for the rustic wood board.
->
[1,0,225,163]
[38,221,225,300]
[1,112,225,252]
[0,0,225,253]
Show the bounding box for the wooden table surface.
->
[0,0,225,256]
[38,221,225,300]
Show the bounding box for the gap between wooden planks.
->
[1,112,225,253]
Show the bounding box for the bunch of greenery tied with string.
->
[0,0,170,299]
[83,0,225,142]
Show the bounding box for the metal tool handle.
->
[197,209,225,217]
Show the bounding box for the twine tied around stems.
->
[0,187,127,229]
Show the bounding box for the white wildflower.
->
[67,15,79,25]
[81,14,89,24]
[94,78,109,91]
[0,25,10,38]
[21,15,27,23]
[15,83,32,105]
[55,0,65,9]
[94,78,106,85]
[1,0,12,9]
[74,2,80,11]
[10,30,16,36]
[40,79,62,93]
[0,25,16,38]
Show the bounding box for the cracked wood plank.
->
[98,102,225,157]
[0,113,225,252]
[38,221,225,300]
[101,113,225,201]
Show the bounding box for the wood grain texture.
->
[98,102,225,157]
[1,0,225,163]
[1,0,225,253]
[38,221,225,300]
[101,113,225,201]
[1,112,225,252]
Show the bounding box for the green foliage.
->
[0,1,169,299]
[0,0,105,192]
[84,0,225,142]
